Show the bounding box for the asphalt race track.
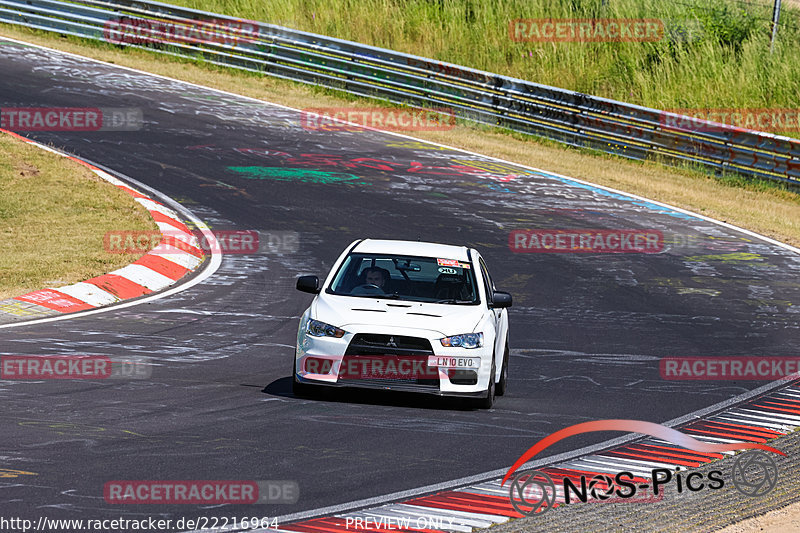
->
[1,40,799,528]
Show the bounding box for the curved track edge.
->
[0,127,222,329]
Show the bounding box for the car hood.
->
[312,293,485,337]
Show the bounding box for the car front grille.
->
[341,334,438,389]
[345,334,434,357]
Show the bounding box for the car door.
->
[478,256,504,371]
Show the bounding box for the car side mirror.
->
[491,291,512,308]
[296,275,320,294]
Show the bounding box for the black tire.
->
[496,342,509,396]
[474,360,496,409]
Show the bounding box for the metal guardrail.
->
[1,0,798,185]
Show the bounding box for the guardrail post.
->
[771,0,782,53]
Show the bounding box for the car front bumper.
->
[295,323,493,395]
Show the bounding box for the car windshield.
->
[327,253,480,304]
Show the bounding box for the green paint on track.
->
[228,166,367,184]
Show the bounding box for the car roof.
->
[352,239,472,261]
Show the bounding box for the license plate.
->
[428,356,479,368]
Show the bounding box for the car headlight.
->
[307,319,346,338]
[440,332,483,348]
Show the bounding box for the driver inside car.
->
[362,266,390,291]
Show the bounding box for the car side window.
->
[478,258,494,306]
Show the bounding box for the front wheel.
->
[473,360,496,409]
[496,342,509,396]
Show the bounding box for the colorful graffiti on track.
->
[227,166,367,184]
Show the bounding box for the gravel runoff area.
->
[488,428,800,532]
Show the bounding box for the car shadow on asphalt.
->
[263,377,484,411]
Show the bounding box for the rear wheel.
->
[496,342,509,396]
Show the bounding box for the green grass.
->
[0,134,157,299]
[167,0,800,122]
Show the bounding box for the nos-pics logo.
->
[503,419,782,516]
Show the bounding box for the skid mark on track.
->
[0,469,38,478]
[685,252,766,263]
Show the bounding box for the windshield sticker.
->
[437,258,460,267]
[438,267,458,274]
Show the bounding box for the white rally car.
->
[293,239,512,408]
